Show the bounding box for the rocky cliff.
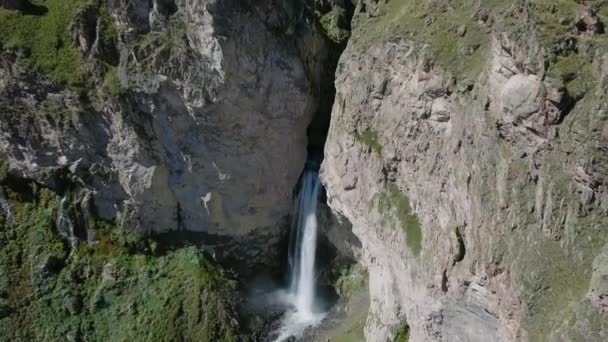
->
[1,0,608,341]
[0,0,341,266]
[0,0,340,339]
[322,0,608,341]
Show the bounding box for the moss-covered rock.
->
[354,129,383,156]
[371,184,423,256]
[319,7,351,45]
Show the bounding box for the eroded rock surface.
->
[322,1,608,341]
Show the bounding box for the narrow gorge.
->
[1,0,608,341]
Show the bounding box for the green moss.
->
[0,0,92,83]
[548,55,597,100]
[0,182,237,341]
[335,263,367,299]
[509,107,608,340]
[530,0,580,55]
[319,7,351,44]
[354,129,383,156]
[371,184,423,256]
[395,322,410,342]
[515,236,593,341]
[102,66,126,97]
[98,1,117,51]
[0,184,62,340]
[351,0,504,80]
[333,315,366,342]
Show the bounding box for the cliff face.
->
[0,0,337,339]
[2,0,608,341]
[322,0,608,341]
[0,0,338,265]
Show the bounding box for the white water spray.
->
[288,168,321,316]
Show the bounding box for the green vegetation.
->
[351,0,509,80]
[102,66,127,97]
[0,0,120,86]
[395,322,410,342]
[319,7,351,44]
[0,181,237,341]
[335,263,368,299]
[98,1,117,50]
[354,129,383,156]
[547,54,597,100]
[515,234,593,341]
[371,184,422,256]
[333,315,366,342]
[0,0,91,83]
[351,0,607,83]
[505,91,608,340]
[529,0,581,57]
[136,18,189,65]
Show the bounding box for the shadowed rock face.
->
[0,0,47,14]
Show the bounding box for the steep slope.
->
[322,0,608,341]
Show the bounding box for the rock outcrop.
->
[322,0,608,341]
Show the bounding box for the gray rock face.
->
[321,11,608,342]
[0,0,327,264]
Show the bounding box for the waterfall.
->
[273,164,326,341]
[57,197,78,253]
[288,167,321,316]
[0,189,12,224]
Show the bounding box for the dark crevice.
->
[300,0,356,156]
[453,226,466,264]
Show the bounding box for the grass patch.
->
[319,7,351,44]
[354,129,383,156]
[0,181,237,341]
[334,263,367,299]
[333,315,366,342]
[0,0,93,83]
[102,66,126,97]
[351,0,508,80]
[395,322,410,342]
[371,184,422,256]
[516,236,593,341]
[547,54,597,100]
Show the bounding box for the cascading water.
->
[274,163,326,341]
[288,167,321,316]
[0,189,12,224]
[57,196,78,253]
